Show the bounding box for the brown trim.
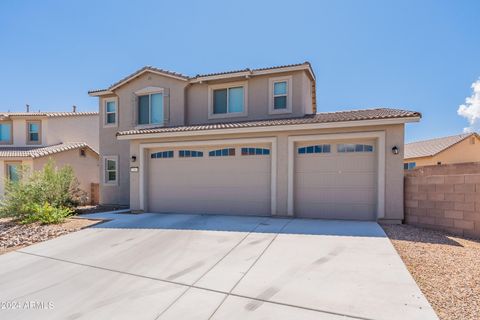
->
[0,121,13,145]
[26,120,42,145]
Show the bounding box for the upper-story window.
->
[0,122,12,144]
[138,93,164,125]
[269,76,292,114]
[208,82,248,119]
[104,98,117,127]
[26,121,41,144]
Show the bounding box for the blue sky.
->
[0,0,479,142]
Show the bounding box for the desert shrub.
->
[0,159,86,222]
[21,202,73,224]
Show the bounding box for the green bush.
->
[21,202,73,224]
[0,159,86,223]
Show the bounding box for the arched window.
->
[151,151,174,159]
[179,150,204,158]
[241,147,270,155]
[337,144,374,153]
[208,148,236,157]
[297,144,331,154]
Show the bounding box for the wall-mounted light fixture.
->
[131,155,137,162]
[391,146,399,155]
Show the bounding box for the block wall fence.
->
[404,162,480,238]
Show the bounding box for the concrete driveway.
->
[0,213,437,320]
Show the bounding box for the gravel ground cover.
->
[383,224,480,320]
[0,217,101,255]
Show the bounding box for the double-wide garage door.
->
[148,145,271,216]
[147,139,377,220]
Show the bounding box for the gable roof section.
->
[190,62,315,83]
[88,62,315,96]
[404,133,479,159]
[0,143,98,158]
[117,108,421,138]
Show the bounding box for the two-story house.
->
[89,62,420,222]
[0,110,100,203]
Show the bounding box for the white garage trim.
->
[287,131,386,219]
[138,137,277,215]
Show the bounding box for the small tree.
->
[0,159,87,223]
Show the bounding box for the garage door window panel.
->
[209,148,235,157]
[151,151,174,159]
[179,150,204,158]
[298,144,331,154]
[338,144,374,153]
[241,147,270,156]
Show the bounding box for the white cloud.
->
[458,79,480,132]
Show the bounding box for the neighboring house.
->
[0,111,100,202]
[404,132,480,169]
[89,62,420,222]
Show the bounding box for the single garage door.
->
[294,139,377,220]
[148,145,271,215]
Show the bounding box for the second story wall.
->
[2,117,46,147]
[0,114,99,150]
[186,70,314,125]
[100,72,189,133]
[45,115,99,151]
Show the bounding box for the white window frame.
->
[208,81,248,119]
[268,76,292,114]
[134,87,165,128]
[103,97,118,128]
[103,155,118,186]
[26,120,42,145]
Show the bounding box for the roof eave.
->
[88,90,114,97]
[117,116,420,140]
[189,63,315,83]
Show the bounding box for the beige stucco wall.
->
[405,135,480,167]
[186,70,313,125]
[98,69,314,206]
[98,73,189,205]
[126,124,405,221]
[0,115,98,150]
[2,118,41,147]
[32,149,99,201]
[45,115,99,151]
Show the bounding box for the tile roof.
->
[194,62,313,78]
[88,62,314,95]
[404,132,478,159]
[0,112,98,118]
[0,143,98,158]
[117,108,421,137]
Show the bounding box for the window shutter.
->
[131,94,138,126]
[163,88,170,125]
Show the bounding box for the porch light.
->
[391,146,399,155]
[131,155,137,162]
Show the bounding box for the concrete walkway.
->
[0,213,438,320]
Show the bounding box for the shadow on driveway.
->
[82,212,387,238]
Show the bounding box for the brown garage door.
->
[294,140,377,220]
[147,145,271,215]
